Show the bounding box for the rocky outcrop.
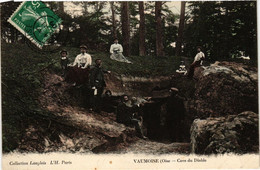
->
[190,111,258,154]
[190,61,258,118]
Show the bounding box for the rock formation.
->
[190,111,258,154]
[191,61,258,118]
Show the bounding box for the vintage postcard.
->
[1,1,259,169]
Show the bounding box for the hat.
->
[60,49,67,54]
[80,45,87,50]
[170,87,179,92]
[197,46,202,50]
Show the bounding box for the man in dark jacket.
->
[116,95,147,139]
[89,59,110,113]
[60,49,69,77]
[166,88,186,142]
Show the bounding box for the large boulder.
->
[190,111,258,154]
[190,61,258,118]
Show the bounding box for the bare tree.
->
[121,2,130,57]
[175,1,186,56]
[139,2,146,56]
[155,1,164,57]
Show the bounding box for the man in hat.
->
[89,59,111,113]
[187,46,205,79]
[60,49,69,76]
[73,45,92,69]
[110,39,132,64]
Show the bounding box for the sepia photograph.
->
[1,0,258,169]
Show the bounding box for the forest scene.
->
[1,1,258,156]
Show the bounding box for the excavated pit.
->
[104,73,194,144]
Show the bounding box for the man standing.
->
[166,88,186,142]
[116,95,147,139]
[73,45,92,69]
[89,59,111,113]
[187,46,205,79]
[110,39,132,64]
[60,49,69,77]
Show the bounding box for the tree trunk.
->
[175,1,186,56]
[121,2,130,57]
[58,2,64,13]
[155,2,164,57]
[110,2,117,39]
[139,2,146,56]
[83,2,88,16]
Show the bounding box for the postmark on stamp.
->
[8,1,62,49]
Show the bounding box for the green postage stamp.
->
[8,1,62,48]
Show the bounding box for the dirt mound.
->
[18,113,137,153]
[18,72,138,153]
[190,111,258,154]
[189,61,258,118]
[20,72,192,154]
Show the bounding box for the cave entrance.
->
[142,97,189,143]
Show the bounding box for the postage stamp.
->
[8,1,62,49]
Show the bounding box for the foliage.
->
[184,1,257,62]
[62,3,111,51]
[0,2,21,43]
[1,42,58,152]
[1,1,178,56]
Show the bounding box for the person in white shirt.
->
[73,45,92,69]
[193,47,205,65]
[110,39,123,54]
[188,46,205,79]
[110,39,132,64]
